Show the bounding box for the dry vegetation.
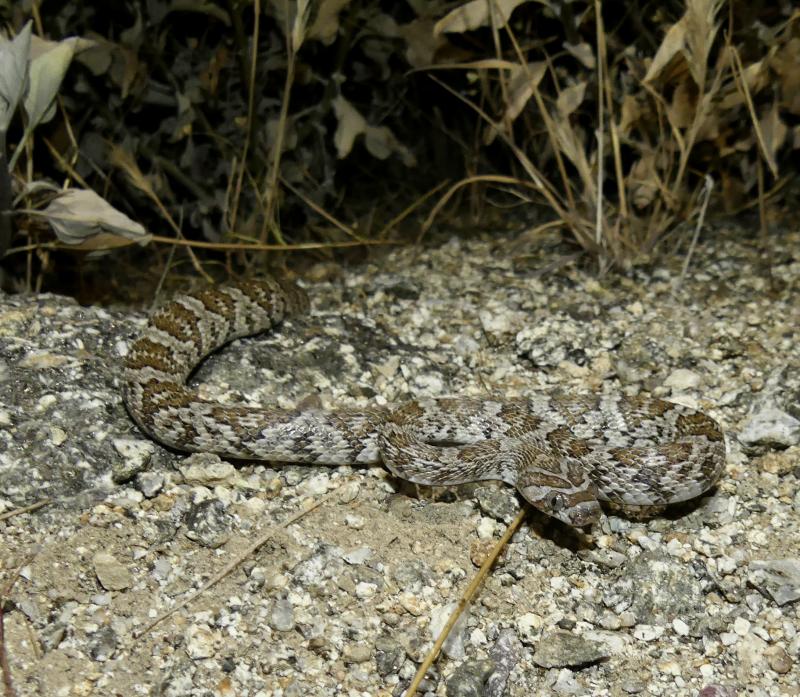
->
[0,0,797,292]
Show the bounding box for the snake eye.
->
[547,492,567,512]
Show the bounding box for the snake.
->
[121,277,726,527]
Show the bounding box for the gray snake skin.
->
[122,278,726,527]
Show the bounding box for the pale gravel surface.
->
[1,226,799,696]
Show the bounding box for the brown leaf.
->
[557,82,587,119]
[668,78,696,129]
[307,0,354,45]
[644,15,687,83]
[758,101,787,173]
[484,61,546,144]
[434,0,542,36]
[628,153,660,209]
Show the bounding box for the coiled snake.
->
[122,278,726,527]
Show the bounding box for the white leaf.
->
[0,21,32,133]
[307,0,353,45]
[332,96,367,159]
[41,189,149,247]
[332,96,416,166]
[23,37,85,127]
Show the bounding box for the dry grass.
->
[420,0,790,270]
[1,1,797,290]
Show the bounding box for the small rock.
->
[342,547,372,565]
[111,438,155,483]
[476,517,497,540]
[87,626,117,661]
[738,407,800,450]
[49,426,67,446]
[664,368,701,390]
[184,499,233,548]
[41,622,66,652]
[270,598,294,632]
[532,631,608,668]
[633,625,665,642]
[516,613,543,637]
[445,659,494,697]
[620,680,647,693]
[698,686,737,697]
[180,455,237,486]
[764,645,792,674]
[473,486,520,523]
[374,638,404,676]
[732,617,751,635]
[355,582,377,599]
[93,552,132,591]
[152,558,172,581]
[430,602,468,659]
[135,471,164,498]
[748,559,800,605]
[598,612,622,630]
[484,629,522,697]
[185,624,217,659]
[399,592,424,616]
[300,472,331,496]
[672,618,690,636]
[343,644,372,664]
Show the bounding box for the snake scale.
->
[122,277,726,527]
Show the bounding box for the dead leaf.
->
[434,0,541,36]
[668,77,696,129]
[628,153,660,209]
[644,15,687,83]
[683,0,723,87]
[307,0,353,45]
[332,96,368,159]
[758,100,787,173]
[771,37,800,115]
[40,189,150,249]
[398,19,444,68]
[484,61,546,144]
[332,96,416,166]
[24,35,94,127]
[557,81,587,119]
[0,21,31,133]
[563,41,595,69]
[619,95,643,135]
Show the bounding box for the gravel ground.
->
[1,225,799,696]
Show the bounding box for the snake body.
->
[122,278,726,527]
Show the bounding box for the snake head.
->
[516,457,601,527]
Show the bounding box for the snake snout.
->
[562,499,602,527]
[518,484,602,528]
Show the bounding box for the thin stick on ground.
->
[135,479,358,638]
[403,504,530,697]
[0,553,37,697]
[3,236,396,259]
[0,500,51,522]
[0,602,14,697]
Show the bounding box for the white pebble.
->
[672,618,690,636]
